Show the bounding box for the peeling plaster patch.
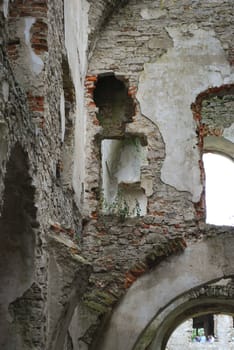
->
[60,91,65,143]
[64,0,89,207]
[2,81,9,102]
[223,123,234,143]
[24,17,44,75]
[64,0,89,80]
[101,139,147,216]
[141,171,153,197]
[3,0,9,17]
[137,25,234,202]
[140,8,167,20]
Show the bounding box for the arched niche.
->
[0,143,37,349]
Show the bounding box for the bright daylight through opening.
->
[167,314,234,349]
[203,153,234,227]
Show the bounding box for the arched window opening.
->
[193,85,234,221]
[203,152,234,226]
[166,314,234,349]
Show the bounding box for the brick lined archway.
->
[137,282,234,350]
[94,232,234,350]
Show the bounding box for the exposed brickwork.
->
[89,0,234,76]
[82,2,234,347]
[6,39,20,60]
[7,0,48,61]
[27,92,44,112]
[31,20,48,54]
[8,0,48,18]
[0,1,88,349]
[1,0,234,349]
[192,84,234,220]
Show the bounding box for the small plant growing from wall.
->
[101,188,141,221]
[101,136,147,219]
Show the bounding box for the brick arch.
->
[203,136,234,159]
[192,83,234,220]
[136,282,234,350]
[94,231,234,350]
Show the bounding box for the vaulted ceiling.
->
[87,0,129,54]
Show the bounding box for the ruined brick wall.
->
[80,0,234,347]
[1,0,234,349]
[89,0,233,72]
[0,2,90,349]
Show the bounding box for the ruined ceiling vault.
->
[87,0,129,54]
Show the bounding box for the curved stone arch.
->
[95,232,234,350]
[134,282,234,350]
[203,136,234,160]
[194,84,234,154]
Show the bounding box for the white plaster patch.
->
[60,91,65,143]
[223,123,234,143]
[2,81,9,102]
[3,0,9,18]
[101,139,147,216]
[137,24,234,202]
[64,0,89,208]
[24,17,44,75]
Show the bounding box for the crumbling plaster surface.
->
[64,0,90,208]
[47,234,91,350]
[7,16,46,90]
[87,0,129,54]
[101,138,148,216]
[137,25,234,202]
[223,124,234,143]
[96,231,234,350]
[2,0,9,18]
[24,17,44,75]
[1,0,234,349]
[0,2,91,348]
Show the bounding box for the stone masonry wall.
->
[0,0,234,349]
[81,0,234,347]
[0,1,91,349]
[89,0,234,74]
